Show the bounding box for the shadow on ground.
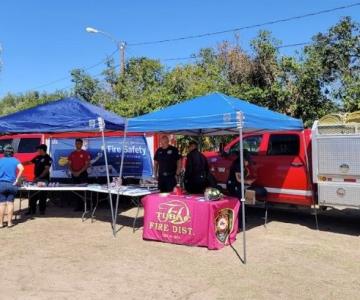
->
[245,204,360,236]
[14,196,360,237]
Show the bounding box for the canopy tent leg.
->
[198,130,203,152]
[99,117,116,236]
[113,119,128,235]
[264,201,269,227]
[238,112,247,264]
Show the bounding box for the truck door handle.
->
[291,162,304,167]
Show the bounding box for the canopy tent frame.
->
[115,113,250,262]
[124,92,304,264]
[98,117,116,232]
[113,120,128,235]
[237,112,247,263]
[0,97,128,234]
[0,117,119,233]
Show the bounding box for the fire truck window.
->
[17,138,41,153]
[267,135,299,156]
[0,139,13,153]
[230,135,262,155]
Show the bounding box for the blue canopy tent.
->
[128,92,302,135]
[127,92,303,263]
[0,97,128,234]
[0,97,125,133]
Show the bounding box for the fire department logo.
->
[215,208,234,244]
[336,188,346,197]
[157,200,191,225]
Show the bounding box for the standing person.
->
[154,136,182,192]
[0,145,24,227]
[68,139,91,183]
[68,139,91,211]
[24,144,52,215]
[184,141,209,194]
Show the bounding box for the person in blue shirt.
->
[0,144,24,228]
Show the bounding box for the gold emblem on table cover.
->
[157,200,191,225]
[215,208,234,244]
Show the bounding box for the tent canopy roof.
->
[128,92,303,135]
[0,97,126,133]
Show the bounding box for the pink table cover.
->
[142,193,240,250]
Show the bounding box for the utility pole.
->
[86,27,126,75]
[119,41,126,75]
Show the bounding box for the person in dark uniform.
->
[184,141,209,194]
[68,139,91,211]
[154,136,181,192]
[227,150,266,199]
[24,144,52,215]
[227,150,254,198]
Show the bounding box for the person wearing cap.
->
[154,136,182,193]
[226,149,255,198]
[68,139,91,211]
[184,140,209,194]
[227,149,267,199]
[23,144,52,215]
[0,145,24,228]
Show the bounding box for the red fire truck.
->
[205,130,313,206]
[205,121,360,210]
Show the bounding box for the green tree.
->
[1,16,358,131]
[111,57,167,117]
[304,17,360,111]
[0,90,69,116]
[71,69,101,103]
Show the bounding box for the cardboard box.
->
[245,190,256,205]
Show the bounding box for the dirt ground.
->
[0,198,359,300]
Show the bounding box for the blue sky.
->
[0,0,359,97]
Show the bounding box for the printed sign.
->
[50,136,153,178]
[142,194,240,249]
[149,200,193,236]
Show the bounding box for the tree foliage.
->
[0,90,69,115]
[303,16,360,111]
[1,17,359,129]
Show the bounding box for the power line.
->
[56,63,122,92]
[127,2,360,46]
[83,48,119,71]
[278,42,309,49]
[158,42,310,62]
[14,2,356,93]
[28,41,312,92]
[28,48,118,90]
[162,56,198,62]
